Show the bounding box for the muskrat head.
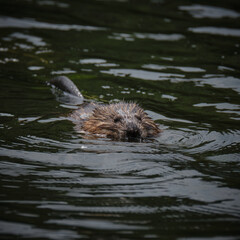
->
[82,102,161,141]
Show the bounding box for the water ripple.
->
[179,4,240,19]
[189,27,240,37]
[0,16,106,31]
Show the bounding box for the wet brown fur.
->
[70,102,161,141]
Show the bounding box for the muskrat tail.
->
[50,76,83,100]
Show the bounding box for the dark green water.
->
[0,0,240,239]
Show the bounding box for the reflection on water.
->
[179,4,240,19]
[101,68,184,80]
[0,0,240,239]
[142,64,206,73]
[0,16,106,31]
[196,75,240,94]
[109,32,185,41]
[10,32,47,47]
[189,26,240,37]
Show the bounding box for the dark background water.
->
[0,0,240,239]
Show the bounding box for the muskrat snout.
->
[125,122,141,140]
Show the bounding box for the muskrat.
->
[50,76,161,141]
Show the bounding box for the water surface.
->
[0,0,240,239]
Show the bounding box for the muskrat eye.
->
[114,116,123,123]
[135,115,142,122]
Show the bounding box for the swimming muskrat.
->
[50,76,161,141]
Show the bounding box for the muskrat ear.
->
[114,116,123,123]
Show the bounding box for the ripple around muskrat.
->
[158,127,240,154]
[1,108,239,238]
[0,132,200,202]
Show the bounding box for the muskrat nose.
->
[126,123,141,139]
